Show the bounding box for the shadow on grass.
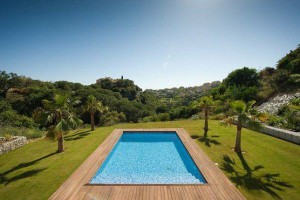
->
[0,152,56,185]
[64,130,91,141]
[1,169,46,185]
[191,135,200,139]
[220,153,294,199]
[190,134,221,147]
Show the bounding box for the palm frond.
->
[42,99,53,110]
[45,126,57,140]
[220,116,234,126]
[46,113,56,124]
[54,94,69,109]
[67,114,83,129]
[72,99,81,106]
[247,120,262,131]
[246,100,256,112]
[55,119,69,132]
[256,112,268,123]
[239,113,250,123]
[199,96,214,109]
[230,100,246,114]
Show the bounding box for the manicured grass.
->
[0,120,299,200]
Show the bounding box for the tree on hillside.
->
[85,95,108,131]
[96,77,142,100]
[224,67,259,88]
[220,67,260,102]
[37,94,82,152]
[221,100,267,153]
[277,45,300,74]
[198,96,214,138]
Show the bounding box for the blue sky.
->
[0,0,299,89]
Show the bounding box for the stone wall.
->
[232,120,300,144]
[0,136,27,155]
[233,120,300,144]
[260,125,300,144]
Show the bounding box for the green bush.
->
[223,67,259,87]
[225,85,258,102]
[142,116,154,122]
[277,45,300,74]
[157,113,170,121]
[0,110,37,128]
[210,113,226,120]
[276,98,300,131]
[284,109,300,131]
[271,69,291,91]
[190,114,201,120]
[99,111,126,126]
[142,113,170,122]
[0,126,45,139]
[2,133,13,141]
[266,115,285,127]
[169,106,196,120]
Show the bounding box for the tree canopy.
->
[223,67,259,88]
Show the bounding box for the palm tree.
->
[199,96,214,138]
[221,100,267,153]
[41,94,82,153]
[85,95,108,131]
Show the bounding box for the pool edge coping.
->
[87,129,209,185]
[49,128,246,200]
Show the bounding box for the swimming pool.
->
[90,132,207,184]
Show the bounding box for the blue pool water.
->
[90,132,206,184]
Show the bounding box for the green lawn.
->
[0,120,299,200]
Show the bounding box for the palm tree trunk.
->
[57,132,64,153]
[204,108,209,138]
[91,111,95,131]
[234,120,242,153]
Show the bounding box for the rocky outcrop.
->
[257,92,300,114]
[0,136,27,155]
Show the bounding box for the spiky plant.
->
[38,94,82,153]
[198,96,215,138]
[85,95,108,131]
[221,100,267,153]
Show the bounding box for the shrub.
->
[271,69,290,91]
[99,111,126,126]
[225,85,258,102]
[0,110,37,128]
[169,106,194,120]
[276,98,300,131]
[157,113,170,121]
[284,109,300,131]
[142,113,170,122]
[223,67,259,87]
[266,115,285,127]
[210,113,226,120]
[3,133,13,141]
[190,114,201,120]
[0,126,45,139]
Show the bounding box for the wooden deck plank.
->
[49,128,245,200]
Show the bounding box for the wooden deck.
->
[49,129,245,200]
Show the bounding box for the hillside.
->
[146,81,221,105]
[1,45,300,138]
[0,72,219,137]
